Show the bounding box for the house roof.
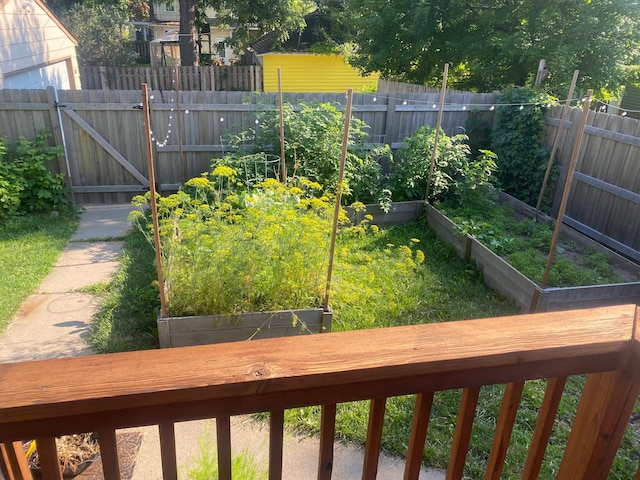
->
[33,0,79,46]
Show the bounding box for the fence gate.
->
[57,90,150,204]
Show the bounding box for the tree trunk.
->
[179,0,198,66]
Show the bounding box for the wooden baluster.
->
[97,429,121,480]
[557,365,640,479]
[485,382,525,480]
[0,441,33,480]
[522,376,567,479]
[269,409,284,480]
[446,387,480,480]
[318,404,337,480]
[216,416,232,480]
[159,423,177,480]
[362,398,387,480]
[404,393,434,480]
[34,437,62,480]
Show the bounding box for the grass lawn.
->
[88,218,639,478]
[0,212,79,333]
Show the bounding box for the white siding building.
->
[0,0,81,89]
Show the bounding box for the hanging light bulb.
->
[185,109,190,115]
[519,105,524,110]
[489,105,495,111]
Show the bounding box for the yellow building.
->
[260,52,379,93]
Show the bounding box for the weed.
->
[181,424,267,480]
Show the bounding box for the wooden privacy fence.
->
[79,65,263,92]
[544,105,640,261]
[0,87,638,261]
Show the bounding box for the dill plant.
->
[132,168,340,316]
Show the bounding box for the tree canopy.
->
[345,0,640,96]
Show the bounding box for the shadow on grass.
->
[89,225,160,352]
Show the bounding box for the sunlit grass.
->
[0,212,79,332]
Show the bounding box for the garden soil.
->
[0,204,444,480]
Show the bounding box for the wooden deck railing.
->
[1,304,640,479]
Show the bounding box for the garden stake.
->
[278,67,286,182]
[534,69,579,220]
[323,88,353,312]
[174,66,186,183]
[425,63,449,202]
[540,89,593,290]
[141,83,168,318]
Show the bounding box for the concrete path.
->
[0,204,445,480]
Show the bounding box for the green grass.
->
[0,212,79,332]
[181,424,267,480]
[89,226,160,352]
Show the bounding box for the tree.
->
[175,0,314,66]
[61,3,138,66]
[346,0,640,96]
[179,0,198,66]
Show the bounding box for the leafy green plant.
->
[439,194,626,287]
[491,87,557,208]
[0,131,70,218]
[221,101,384,203]
[387,126,497,204]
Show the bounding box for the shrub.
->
[491,87,557,208]
[0,131,70,218]
[220,101,384,204]
[386,125,497,204]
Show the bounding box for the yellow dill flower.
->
[370,225,380,233]
[185,176,211,188]
[415,250,425,264]
[364,214,373,221]
[399,245,412,258]
[211,165,237,178]
[410,238,420,243]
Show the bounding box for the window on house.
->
[164,3,176,12]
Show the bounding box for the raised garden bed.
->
[158,308,332,348]
[423,194,640,313]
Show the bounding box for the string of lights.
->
[147,81,636,146]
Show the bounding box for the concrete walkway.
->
[0,205,444,480]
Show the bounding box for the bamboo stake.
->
[278,68,287,182]
[174,66,186,183]
[142,83,168,318]
[540,89,593,289]
[425,63,449,202]
[323,89,353,312]
[535,70,579,219]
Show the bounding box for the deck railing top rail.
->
[1,304,639,479]
[1,304,638,439]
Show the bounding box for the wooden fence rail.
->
[0,87,638,260]
[79,65,263,92]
